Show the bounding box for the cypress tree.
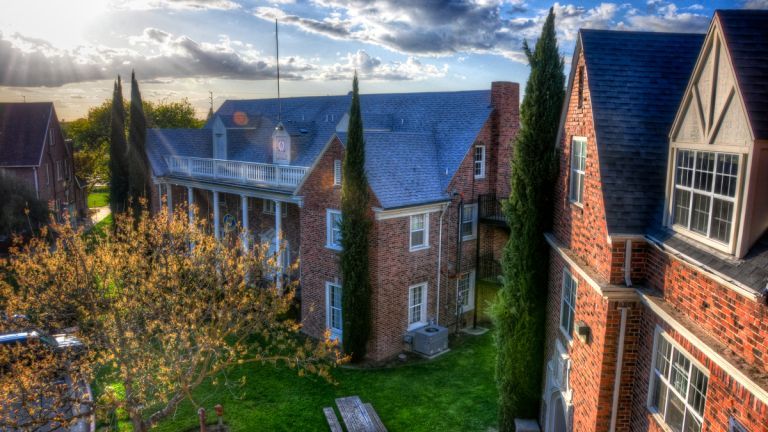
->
[109,76,129,215]
[128,70,152,215]
[493,8,565,428]
[340,73,372,362]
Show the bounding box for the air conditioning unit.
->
[411,325,448,357]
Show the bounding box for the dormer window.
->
[272,122,291,165]
[671,149,739,245]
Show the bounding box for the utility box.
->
[411,325,448,357]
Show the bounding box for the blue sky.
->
[0,0,762,120]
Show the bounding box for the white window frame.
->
[326,209,342,251]
[45,163,50,185]
[409,213,429,251]
[325,282,342,341]
[333,159,342,186]
[263,199,286,217]
[559,268,577,341]
[473,145,486,179]
[647,327,709,432]
[457,270,476,312]
[569,137,587,205]
[670,148,741,249]
[48,129,54,146]
[408,283,428,330]
[56,160,63,181]
[461,204,478,241]
[729,417,749,432]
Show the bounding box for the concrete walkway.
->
[87,206,111,228]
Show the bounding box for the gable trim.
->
[35,105,53,168]
[293,134,340,195]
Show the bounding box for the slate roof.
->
[147,90,492,208]
[580,29,704,234]
[337,132,446,209]
[648,228,768,292]
[716,9,768,140]
[0,102,53,167]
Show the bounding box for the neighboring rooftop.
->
[147,90,494,208]
[716,9,768,140]
[579,29,705,234]
[0,102,53,167]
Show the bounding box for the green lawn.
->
[88,188,109,208]
[117,332,497,432]
[88,214,112,238]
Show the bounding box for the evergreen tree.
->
[127,70,152,215]
[109,76,129,215]
[493,8,565,428]
[339,73,372,362]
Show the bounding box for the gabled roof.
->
[146,128,212,176]
[716,9,768,140]
[0,102,53,167]
[149,90,493,208]
[337,131,447,209]
[579,29,704,234]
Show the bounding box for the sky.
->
[0,0,764,121]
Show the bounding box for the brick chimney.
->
[491,81,520,199]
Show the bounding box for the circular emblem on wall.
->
[223,214,237,232]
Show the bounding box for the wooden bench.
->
[323,407,343,432]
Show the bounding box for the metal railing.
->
[164,156,309,189]
[478,254,502,282]
[478,193,507,224]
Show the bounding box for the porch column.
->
[187,186,194,226]
[241,195,249,251]
[166,184,173,219]
[274,200,282,294]
[213,190,220,240]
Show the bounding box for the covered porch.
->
[156,179,302,287]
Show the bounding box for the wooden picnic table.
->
[325,396,387,432]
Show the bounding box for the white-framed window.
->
[45,163,50,185]
[461,204,477,241]
[325,282,342,341]
[569,137,587,204]
[671,149,739,245]
[56,160,63,181]
[474,146,486,179]
[333,159,342,186]
[326,209,342,250]
[409,213,429,251]
[408,283,427,329]
[48,129,54,146]
[262,199,286,217]
[648,330,708,432]
[729,418,749,432]
[559,268,577,339]
[457,270,476,311]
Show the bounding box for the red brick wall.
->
[543,251,642,432]
[298,137,351,341]
[646,246,768,374]
[553,51,615,284]
[630,307,768,432]
[491,81,520,199]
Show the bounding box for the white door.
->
[326,282,342,341]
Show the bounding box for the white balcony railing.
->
[164,156,309,189]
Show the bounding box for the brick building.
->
[146,82,519,361]
[0,102,87,226]
[541,11,768,432]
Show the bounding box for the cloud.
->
[0,29,314,87]
[619,1,709,33]
[114,0,241,10]
[0,29,447,87]
[256,0,714,63]
[318,50,448,81]
[742,0,768,8]
[255,1,535,60]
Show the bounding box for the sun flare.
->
[1,0,108,48]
